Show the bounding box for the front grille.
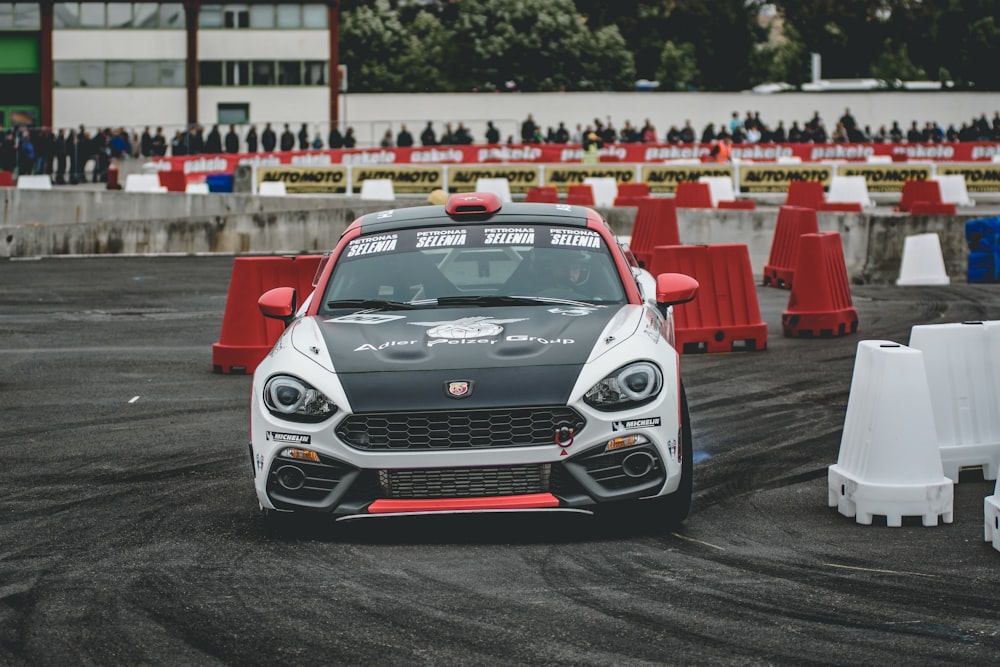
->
[378,464,550,498]
[336,407,585,451]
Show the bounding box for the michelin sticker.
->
[266,431,311,444]
[612,417,661,431]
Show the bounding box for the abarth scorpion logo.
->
[410,316,526,339]
[445,380,474,398]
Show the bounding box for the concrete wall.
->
[1,189,993,284]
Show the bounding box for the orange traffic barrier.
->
[782,232,858,338]
[565,184,595,206]
[158,170,187,192]
[674,181,713,208]
[613,182,650,207]
[650,244,767,354]
[524,186,559,203]
[213,254,324,374]
[896,179,942,212]
[763,205,819,289]
[909,201,957,216]
[629,197,680,269]
[784,180,825,209]
[717,199,756,210]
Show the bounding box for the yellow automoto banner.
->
[542,165,639,193]
[447,166,541,194]
[935,163,1000,193]
[737,164,833,194]
[835,164,933,193]
[351,166,444,195]
[640,165,735,194]
[257,166,349,194]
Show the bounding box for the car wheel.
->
[598,381,693,532]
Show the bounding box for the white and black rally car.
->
[250,192,699,529]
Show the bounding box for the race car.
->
[249,192,699,530]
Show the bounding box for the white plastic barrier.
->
[698,176,736,207]
[896,233,949,286]
[359,179,394,200]
[583,177,617,208]
[827,175,875,208]
[986,477,1000,553]
[908,321,1000,482]
[935,175,975,207]
[776,156,802,164]
[16,175,53,190]
[828,340,953,526]
[475,177,512,203]
[185,182,210,194]
[865,155,892,164]
[258,181,287,196]
[124,174,166,193]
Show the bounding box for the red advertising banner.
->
[150,142,1000,176]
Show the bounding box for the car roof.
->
[353,201,592,237]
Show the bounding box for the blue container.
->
[965,216,1000,253]
[205,172,233,193]
[967,251,998,283]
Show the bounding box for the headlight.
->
[584,362,663,410]
[263,375,337,422]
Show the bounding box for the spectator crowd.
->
[3,108,1000,182]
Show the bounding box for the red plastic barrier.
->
[613,182,650,207]
[650,244,767,354]
[158,170,187,192]
[629,197,680,269]
[717,199,756,210]
[782,232,858,339]
[0,171,13,187]
[212,255,324,374]
[896,179,942,212]
[909,201,957,215]
[565,184,595,206]
[818,202,863,213]
[674,181,714,208]
[524,186,559,203]
[784,180,825,209]
[763,206,819,289]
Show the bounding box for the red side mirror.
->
[655,273,699,306]
[258,287,297,326]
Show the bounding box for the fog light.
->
[275,465,306,490]
[622,451,655,478]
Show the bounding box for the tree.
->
[582,25,637,91]
[656,41,700,91]
[340,0,410,92]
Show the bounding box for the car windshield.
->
[321,223,626,313]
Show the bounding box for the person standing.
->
[280,123,295,151]
[485,121,500,145]
[140,126,153,157]
[151,127,166,156]
[53,128,68,184]
[520,113,537,143]
[328,125,343,149]
[420,121,436,146]
[245,125,258,153]
[396,124,413,147]
[343,127,356,148]
[205,124,222,154]
[297,123,309,150]
[224,124,240,153]
[261,123,276,152]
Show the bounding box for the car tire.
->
[598,381,693,532]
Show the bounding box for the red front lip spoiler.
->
[367,493,561,514]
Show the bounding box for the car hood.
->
[291,304,642,411]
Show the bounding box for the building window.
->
[226,61,250,86]
[79,3,105,28]
[53,61,78,87]
[252,61,275,86]
[249,5,274,29]
[302,5,327,29]
[159,3,184,28]
[79,61,105,87]
[304,61,326,86]
[276,4,300,29]
[107,61,133,87]
[106,3,133,28]
[199,61,224,86]
[218,103,250,125]
[199,4,223,28]
[278,61,301,85]
[133,61,160,86]
[133,3,158,28]
[224,6,249,29]
[159,61,185,87]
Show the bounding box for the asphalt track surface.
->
[2,255,999,666]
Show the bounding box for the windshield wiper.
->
[325,299,420,311]
[436,295,594,308]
